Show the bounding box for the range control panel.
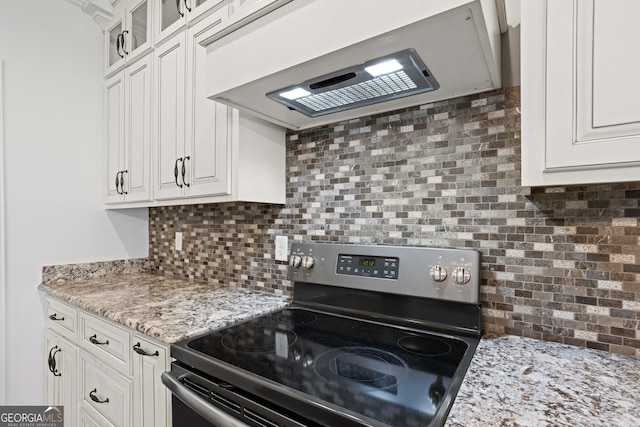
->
[287,243,481,304]
[337,255,399,279]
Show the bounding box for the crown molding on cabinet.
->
[63,0,114,29]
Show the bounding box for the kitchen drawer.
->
[81,352,132,427]
[44,297,78,340]
[80,312,131,375]
[79,406,115,427]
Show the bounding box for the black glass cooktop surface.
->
[185,307,473,427]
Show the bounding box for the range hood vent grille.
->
[266,49,439,118]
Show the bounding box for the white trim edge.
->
[0,58,6,405]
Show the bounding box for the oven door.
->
[172,395,238,427]
[162,368,248,427]
[162,363,311,427]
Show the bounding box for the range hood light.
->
[365,59,403,77]
[266,49,439,118]
[280,87,311,100]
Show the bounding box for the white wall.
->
[0,0,149,404]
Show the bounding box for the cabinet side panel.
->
[237,112,285,203]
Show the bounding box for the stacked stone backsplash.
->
[149,86,640,358]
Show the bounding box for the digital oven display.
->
[359,258,376,267]
[337,255,399,279]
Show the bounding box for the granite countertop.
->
[446,335,640,427]
[38,272,289,344]
[38,266,640,426]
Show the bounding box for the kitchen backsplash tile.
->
[149,86,640,358]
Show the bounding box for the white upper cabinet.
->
[522,0,640,186]
[105,0,153,77]
[153,31,188,200]
[105,55,152,205]
[155,0,226,45]
[154,13,231,200]
[103,0,287,208]
[153,9,285,205]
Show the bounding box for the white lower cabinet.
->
[45,330,79,427]
[43,296,171,427]
[132,336,170,427]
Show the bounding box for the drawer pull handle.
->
[133,342,159,357]
[89,389,109,404]
[49,313,65,321]
[89,334,109,346]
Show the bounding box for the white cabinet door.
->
[522,0,640,186]
[58,337,79,427]
[125,0,153,64]
[105,16,126,77]
[155,0,226,45]
[44,330,78,427]
[132,336,170,427]
[154,32,187,200]
[184,10,231,197]
[105,55,152,204]
[123,55,152,203]
[105,0,153,77]
[187,0,227,24]
[105,72,126,203]
[44,331,59,405]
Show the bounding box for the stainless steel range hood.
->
[205,0,502,130]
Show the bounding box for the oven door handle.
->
[161,371,248,427]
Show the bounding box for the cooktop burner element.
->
[166,243,482,427]
[221,326,297,353]
[314,346,409,391]
[398,335,453,357]
[275,310,317,326]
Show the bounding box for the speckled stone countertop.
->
[39,262,640,425]
[38,272,289,344]
[446,335,640,427]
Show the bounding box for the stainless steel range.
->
[162,243,482,427]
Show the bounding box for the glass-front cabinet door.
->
[104,0,152,77]
[127,0,151,59]
[187,0,227,23]
[156,0,226,45]
[105,19,125,76]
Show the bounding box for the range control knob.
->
[452,267,471,285]
[429,265,448,282]
[301,256,315,270]
[289,255,302,268]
